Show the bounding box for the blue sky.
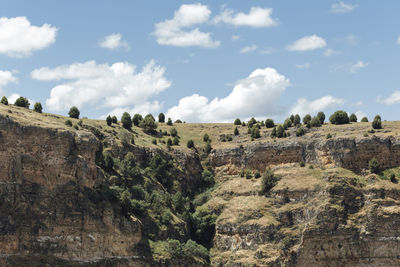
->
[1,0,400,122]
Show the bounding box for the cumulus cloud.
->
[349,61,368,73]
[239,44,257,54]
[287,35,327,51]
[99,33,129,50]
[153,3,219,48]
[213,6,278,28]
[330,1,358,14]
[377,91,400,105]
[31,60,171,112]
[166,67,290,122]
[0,70,17,93]
[0,16,57,58]
[290,95,345,117]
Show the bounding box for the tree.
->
[247,117,257,128]
[317,112,326,124]
[261,168,279,194]
[170,128,178,137]
[139,114,158,134]
[310,117,321,127]
[234,118,241,125]
[293,114,301,126]
[65,120,72,127]
[374,115,381,121]
[187,139,194,148]
[283,118,292,129]
[121,112,132,130]
[132,114,143,126]
[372,115,382,129]
[329,110,349,125]
[296,127,306,137]
[203,133,209,142]
[106,115,112,126]
[234,127,239,136]
[205,141,212,154]
[173,136,180,146]
[361,117,368,122]
[369,158,380,174]
[104,152,114,172]
[349,113,357,122]
[158,113,165,123]
[303,114,312,124]
[167,118,173,126]
[175,119,182,123]
[1,96,8,105]
[68,106,80,119]
[265,119,274,128]
[110,116,117,123]
[167,138,173,146]
[277,125,285,138]
[33,102,42,113]
[289,114,295,123]
[270,127,277,138]
[251,126,260,139]
[15,96,30,108]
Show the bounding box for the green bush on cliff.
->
[68,106,80,119]
[191,205,217,247]
[121,112,132,129]
[15,96,30,108]
[1,96,8,105]
[369,158,380,174]
[265,118,275,128]
[33,102,42,113]
[329,110,349,125]
[261,168,279,194]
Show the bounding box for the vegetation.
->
[234,118,241,125]
[270,127,277,138]
[261,168,279,194]
[372,115,382,129]
[361,117,368,122]
[132,114,143,126]
[349,113,357,122]
[329,110,349,125]
[369,158,380,174]
[167,118,173,126]
[106,115,112,126]
[121,112,132,130]
[170,128,178,137]
[265,118,274,128]
[276,125,285,138]
[205,141,212,154]
[247,117,257,128]
[303,114,311,124]
[64,120,72,127]
[250,126,260,139]
[187,139,194,148]
[1,96,8,105]
[140,114,158,134]
[158,113,165,123]
[234,127,239,136]
[172,136,180,146]
[203,133,210,142]
[15,96,30,108]
[112,115,118,123]
[33,102,42,113]
[68,106,80,119]
[283,118,292,129]
[310,117,321,127]
[296,127,306,137]
[293,114,301,126]
[317,111,325,124]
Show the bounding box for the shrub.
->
[239,169,245,177]
[68,106,80,119]
[372,115,382,129]
[119,130,134,146]
[310,117,321,127]
[112,116,118,123]
[245,169,252,179]
[103,152,114,171]
[234,118,241,125]
[296,127,306,137]
[349,113,357,122]
[227,135,232,141]
[283,118,292,129]
[203,133,209,142]
[170,128,178,137]
[361,117,368,122]
[289,114,295,123]
[121,112,132,130]
[234,127,239,136]
[14,96,30,108]
[374,115,381,121]
[251,126,260,139]
[191,205,217,247]
[65,120,72,127]
[270,127,277,138]
[369,158,380,174]
[254,171,261,178]
[299,160,305,167]
[326,133,332,139]
[158,113,165,123]
[390,173,397,184]
[172,136,180,145]
[329,110,349,125]
[167,118,173,126]
[303,114,312,124]
[33,102,42,113]
[241,121,246,126]
[187,139,194,148]
[175,119,182,123]
[106,115,112,126]
[132,114,143,126]
[152,139,157,145]
[205,141,212,154]
[167,138,172,146]
[276,125,285,138]
[306,121,311,129]
[265,118,274,128]
[261,168,279,194]
[73,125,78,130]
[293,114,301,126]
[201,170,215,187]
[317,111,325,124]
[140,114,158,134]
[247,117,257,128]
[1,96,8,105]
[77,119,83,126]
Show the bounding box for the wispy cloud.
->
[330,1,358,14]
[377,91,400,105]
[239,44,257,54]
[99,33,130,50]
[295,63,311,69]
[287,35,327,51]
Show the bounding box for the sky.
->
[1,0,400,123]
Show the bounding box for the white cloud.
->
[397,36,400,45]
[0,70,17,93]
[295,63,311,69]
[99,33,129,50]
[330,2,358,14]
[354,100,363,106]
[377,91,400,105]
[0,16,57,58]
[8,93,34,107]
[336,34,358,46]
[290,95,344,117]
[324,48,341,56]
[213,6,278,28]
[153,3,219,48]
[349,61,368,73]
[239,44,257,54]
[355,110,367,120]
[287,35,327,51]
[166,67,290,122]
[260,47,275,54]
[231,35,240,41]
[31,60,171,112]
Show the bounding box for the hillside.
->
[1,104,400,266]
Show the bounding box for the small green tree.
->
[68,106,80,119]
[234,127,239,136]
[265,118,274,128]
[15,96,30,108]
[369,158,380,174]
[121,112,132,130]
[251,126,260,139]
[372,118,382,129]
[234,118,241,125]
[132,114,143,126]
[170,128,178,137]
[158,113,165,123]
[247,117,257,128]
[173,136,180,146]
[374,115,381,121]
[1,96,8,105]
[139,114,158,134]
[167,118,173,126]
[361,117,368,122]
[33,102,42,113]
[175,119,182,123]
[277,125,285,138]
[167,138,173,146]
[106,115,112,126]
[329,110,349,125]
[349,113,357,122]
[289,114,295,123]
[187,139,194,148]
[270,127,277,138]
[293,114,301,126]
[303,114,312,124]
[283,118,292,129]
[261,168,279,194]
[65,120,72,127]
[310,117,321,127]
[205,141,212,154]
[112,116,118,123]
[296,127,306,137]
[317,112,325,124]
[203,133,209,142]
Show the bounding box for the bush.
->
[172,136,179,146]
[372,115,382,129]
[14,96,30,108]
[106,115,112,126]
[369,158,380,174]
[326,133,332,139]
[374,115,381,121]
[254,171,261,178]
[349,113,357,122]
[112,116,118,123]
[205,141,212,154]
[201,170,215,187]
[299,160,305,167]
[265,118,274,128]
[68,106,80,119]
[234,127,239,136]
[270,127,277,138]
[203,133,209,142]
[247,117,257,128]
[239,169,245,177]
[361,117,368,122]
[121,112,132,130]
[191,205,217,247]
[132,114,143,126]
[65,120,72,127]
[234,118,241,125]
[329,110,349,125]
[1,96,8,105]
[167,138,172,146]
[140,114,158,134]
[187,139,194,148]
[33,102,42,113]
[276,125,285,138]
[303,114,311,124]
[296,127,306,137]
[261,168,279,194]
[167,118,173,126]
[103,152,114,171]
[317,111,325,124]
[119,130,134,146]
[175,119,182,123]
[152,139,157,145]
[170,128,178,137]
[158,113,165,123]
[293,114,301,126]
[283,118,292,129]
[310,117,321,127]
[245,169,252,179]
[251,126,260,139]
[77,119,83,126]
